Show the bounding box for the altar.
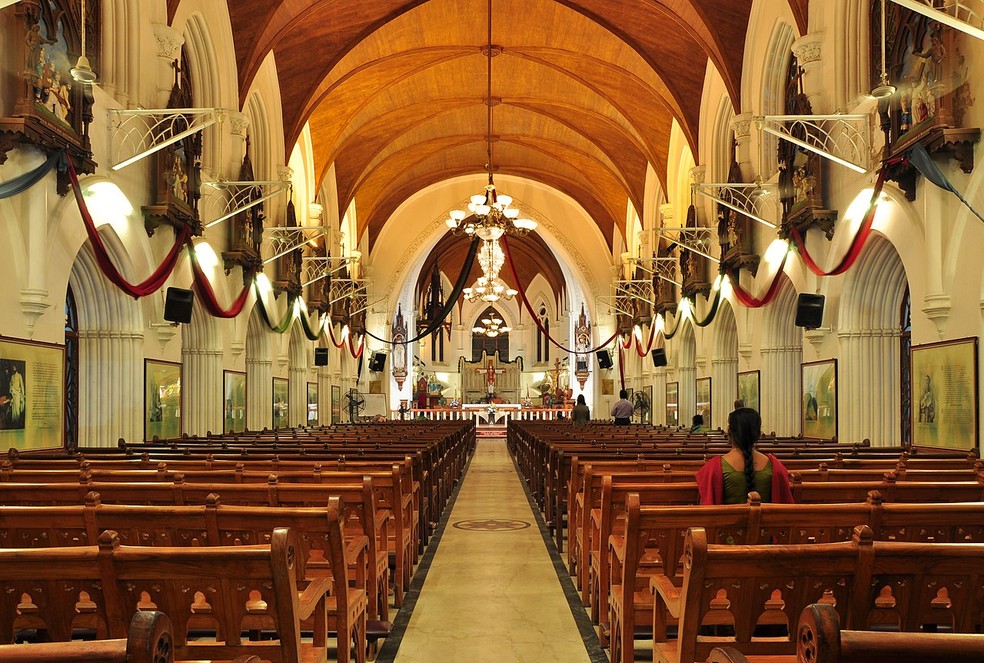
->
[461,402,522,427]
[459,351,522,404]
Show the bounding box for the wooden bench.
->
[0,526,347,663]
[0,494,377,656]
[601,491,984,659]
[796,602,984,663]
[0,473,415,611]
[641,524,984,663]
[0,611,176,663]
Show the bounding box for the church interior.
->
[1,0,984,662]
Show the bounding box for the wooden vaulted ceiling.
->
[208,0,809,250]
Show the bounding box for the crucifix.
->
[476,359,505,397]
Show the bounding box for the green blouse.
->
[721,457,773,504]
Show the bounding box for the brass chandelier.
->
[463,238,518,303]
[471,310,511,337]
[444,0,536,240]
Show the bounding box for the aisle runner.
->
[381,437,602,663]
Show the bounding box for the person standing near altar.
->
[611,389,633,425]
[572,394,590,427]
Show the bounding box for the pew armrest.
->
[650,574,681,618]
[609,534,625,563]
[297,577,333,620]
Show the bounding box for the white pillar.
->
[711,358,738,431]
[246,357,273,431]
[761,345,800,436]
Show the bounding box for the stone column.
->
[760,344,801,436]
[792,33,825,113]
[181,347,222,436]
[678,365,697,427]
[711,357,738,430]
[78,330,143,446]
[731,114,754,181]
[838,329,900,446]
[653,367,667,425]
[152,24,184,108]
[289,363,306,426]
[246,357,273,431]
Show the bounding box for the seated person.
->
[690,413,704,433]
[695,407,794,504]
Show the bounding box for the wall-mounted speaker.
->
[368,352,387,372]
[795,293,825,329]
[314,347,329,366]
[163,287,194,324]
[651,348,668,367]
[596,349,613,370]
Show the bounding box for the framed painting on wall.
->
[802,359,837,439]
[145,360,181,441]
[696,377,711,430]
[272,378,289,430]
[307,382,319,425]
[910,337,978,450]
[737,370,760,412]
[0,336,65,450]
[665,381,679,428]
[223,370,246,434]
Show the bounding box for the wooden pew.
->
[796,603,984,663]
[0,473,415,610]
[0,527,346,663]
[0,611,176,663]
[641,524,984,663]
[0,491,383,629]
[601,491,984,658]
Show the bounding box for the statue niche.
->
[0,0,99,192]
[778,54,837,240]
[874,0,980,199]
[221,135,264,278]
[142,53,203,238]
[717,144,760,281]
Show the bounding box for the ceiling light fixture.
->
[70,0,97,83]
[870,0,896,99]
[462,238,518,303]
[471,310,512,337]
[444,0,536,239]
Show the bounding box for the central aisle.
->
[391,437,595,663]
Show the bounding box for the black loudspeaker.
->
[368,352,387,372]
[795,293,825,329]
[314,347,329,366]
[596,350,613,369]
[163,287,194,324]
[652,348,668,367]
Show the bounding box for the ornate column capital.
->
[731,113,754,140]
[227,111,250,140]
[659,203,674,224]
[689,165,706,185]
[152,24,185,61]
[791,32,824,65]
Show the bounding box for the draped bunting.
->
[0,150,64,199]
[693,287,722,328]
[67,154,190,299]
[730,250,790,308]
[299,310,326,342]
[363,235,481,347]
[789,167,887,277]
[185,237,252,318]
[326,321,365,358]
[908,143,984,224]
[255,291,297,334]
[501,235,620,354]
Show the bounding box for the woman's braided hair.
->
[728,407,762,496]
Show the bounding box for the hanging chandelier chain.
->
[487,0,494,185]
[80,0,86,56]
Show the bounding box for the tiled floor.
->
[386,437,598,662]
